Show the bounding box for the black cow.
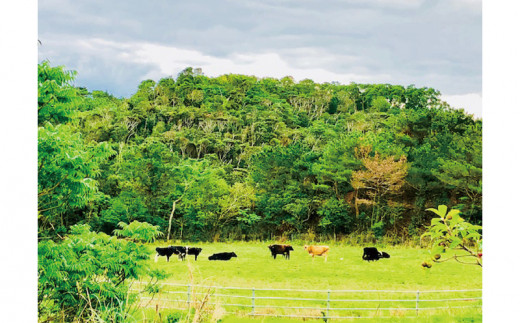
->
[362,247,390,262]
[187,247,203,261]
[155,246,202,262]
[268,244,294,259]
[170,245,188,260]
[208,252,237,261]
[155,246,177,262]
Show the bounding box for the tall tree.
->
[351,146,409,229]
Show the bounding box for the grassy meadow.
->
[130,241,481,322]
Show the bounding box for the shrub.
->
[371,221,385,240]
[38,224,164,322]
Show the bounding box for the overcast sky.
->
[38,0,482,117]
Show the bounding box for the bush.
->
[38,224,165,322]
[371,221,385,240]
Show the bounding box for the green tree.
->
[251,144,320,234]
[38,62,115,238]
[38,61,80,125]
[434,124,482,224]
[164,159,217,241]
[313,132,363,201]
[38,123,114,235]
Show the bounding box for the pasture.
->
[132,242,482,322]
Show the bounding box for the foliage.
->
[38,60,80,125]
[433,124,482,224]
[38,224,165,322]
[38,62,115,239]
[251,144,320,234]
[113,220,164,242]
[351,146,409,229]
[317,198,353,234]
[370,221,385,239]
[38,61,482,241]
[421,205,482,267]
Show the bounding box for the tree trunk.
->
[354,189,359,218]
[167,200,177,242]
[180,221,184,241]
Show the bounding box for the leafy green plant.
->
[113,220,164,243]
[166,312,183,323]
[38,61,115,239]
[38,60,79,125]
[371,220,385,240]
[421,205,482,267]
[38,123,114,235]
[38,224,165,322]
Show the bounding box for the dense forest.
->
[38,61,482,242]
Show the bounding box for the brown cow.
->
[304,245,330,262]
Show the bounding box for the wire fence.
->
[132,282,482,319]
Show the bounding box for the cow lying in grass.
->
[304,245,330,261]
[268,244,294,259]
[362,247,390,261]
[208,252,237,261]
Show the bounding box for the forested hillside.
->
[38,61,482,242]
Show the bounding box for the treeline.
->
[38,62,482,241]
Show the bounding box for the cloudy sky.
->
[38,0,482,117]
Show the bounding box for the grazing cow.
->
[208,252,237,261]
[170,245,188,261]
[304,245,330,261]
[155,246,177,262]
[268,244,294,259]
[155,246,202,262]
[362,247,390,261]
[187,247,203,261]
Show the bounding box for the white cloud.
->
[441,92,482,118]
[39,0,481,99]
[125,41,392,84]
[60,37,392,84]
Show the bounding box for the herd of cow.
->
[155,244,390,262]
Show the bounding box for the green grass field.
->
[131,241,482,322]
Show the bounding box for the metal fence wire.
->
[133,283,482,319]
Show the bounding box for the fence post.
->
[326,289,331,318]
[415,290,420,316]
[251,287,255,315]
[187,284,191,309]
